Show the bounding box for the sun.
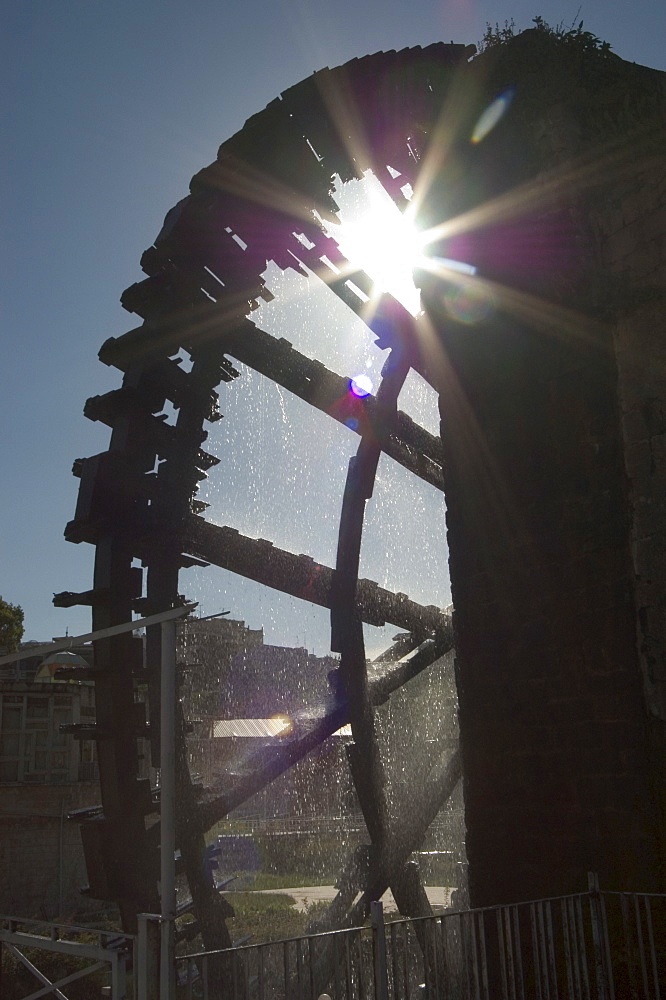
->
[325,171,426,316]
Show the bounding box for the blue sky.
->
[2,0,664,646]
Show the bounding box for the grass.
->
[229,890,296,911]
[229,894,331,943]
[248,871,334,891]
[178,890,330,950]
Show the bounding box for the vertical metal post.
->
[371,900,389,1000]
[161,619,177,1000]
[58,797,65,916]
[110,947,128,1000]
[137,914,161,1000]
[588,872,612,1000]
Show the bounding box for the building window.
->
[0,761,18,782]
[0,692,76,783]
[27,697,49,720]
[2,704,22,731]
[1,733,20,756]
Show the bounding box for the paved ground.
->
[248,885,455,912]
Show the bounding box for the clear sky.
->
[2,0,664,647]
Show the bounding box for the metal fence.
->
[379,890,665,1000]
[177,921,376,1000]
[0,914,135,1000]
[174,888,665,1000]
[214,817,451,839]
[1,887,662,999]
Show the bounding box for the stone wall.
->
[437,307,660,904]
[598,152,666,894]
[596,158,666,723]
[421,33,666,906]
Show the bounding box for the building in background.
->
[178,615,263,721]
[0,616,463,916]
[180,618,464,886]
[0,640,103,917]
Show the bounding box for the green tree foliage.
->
[0,595,25,652]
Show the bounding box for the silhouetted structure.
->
[57,29,665,952]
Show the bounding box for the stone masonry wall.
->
[595,159,666,723]
[437,306,659,905]
[423,36,666,906]
[595,153,666,882]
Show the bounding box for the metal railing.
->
[0,914,135,1000]
[174,886,665,1000]
[218,816,367,837]
[214,816,452,839]
[601,891,664,1000]
[2,884,661,999]
[176,921,378,1000]
[380,890,665,1000]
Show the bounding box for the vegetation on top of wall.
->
[473,12,664,164]
[478,14,613,58]
[452,14,666,316]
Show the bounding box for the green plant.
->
[176,891,331,952]
[533,15,612,54]
[1,944,109,1000]
[478,14,612,57]
[478,17,516,51]
[227,893,330,943]
[0,595,24,652]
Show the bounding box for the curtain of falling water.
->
[174,173,466,933]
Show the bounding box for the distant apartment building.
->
[0,640,104,917]
[0,640,98,785]
[178,619,354,823]
[178,614,264,721]
[0,617,462,916]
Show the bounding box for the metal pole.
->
[160,619,177,1000]
[588,871,612,1000]
[58,797,65,916]
[137,915,161,1000]
[0,602,197,667]
[371,900,389,1000]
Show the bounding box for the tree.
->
[0,596,24,652]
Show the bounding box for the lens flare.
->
[471,88,516,144]
[443,284,495,325]
[350,374,373,397]
[270,714,294,737]
[430,256,477,276]
[325,172,424,315]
